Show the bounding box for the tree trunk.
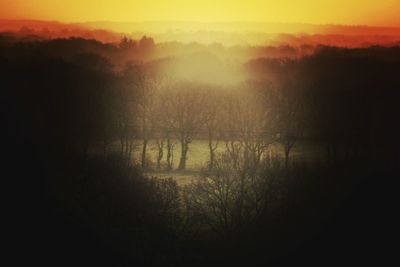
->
[120,137,125,159]
[284,145,290,169]
[156,139,164,170]
[124,137,129,161]
[128,139,134,161]
[208,129,215,171]
[166,136,173,170]
[178,140,188,170]
[141,138,148,169]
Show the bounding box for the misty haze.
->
[3,1,400,266]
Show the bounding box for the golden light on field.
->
[1,0,399,27]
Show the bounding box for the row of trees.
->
[5,36,400,265]
[105,48,400,172]
[101,70,306,171]
[5,37,399,173]
[5,46,399,173]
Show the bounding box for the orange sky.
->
[1,0,399,27]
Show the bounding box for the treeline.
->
[5,43,400,170]
[0,32,320,66]
[3,39,400,265]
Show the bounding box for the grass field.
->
[91,139,324,185]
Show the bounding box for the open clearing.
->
[91,139,324,185]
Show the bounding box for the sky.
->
[1,0,399,27]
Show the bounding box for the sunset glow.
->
[3,0,400,265]
[1,0,399,27]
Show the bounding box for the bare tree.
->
[223,89,276,173]
[182,149,279,237]
[203,89,222,171]
[127,64,161,169]
[148,94,165,170]
[276,80,305,168]
[154,138,164,169]
[217,88,277,225]
[116,66,139,163]
[165,131,175,170]
[162,82,209,170]
[148,84,174,170]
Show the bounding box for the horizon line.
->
[1,18,400,29]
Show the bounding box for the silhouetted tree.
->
[162,82,209,170]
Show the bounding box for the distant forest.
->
[3,35,400,266]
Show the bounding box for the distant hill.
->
[1,19,400,47]
[80,21,400,35]
[0,19,123,43]
[74,21,400,46]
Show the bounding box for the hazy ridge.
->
[2,19,400,46]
